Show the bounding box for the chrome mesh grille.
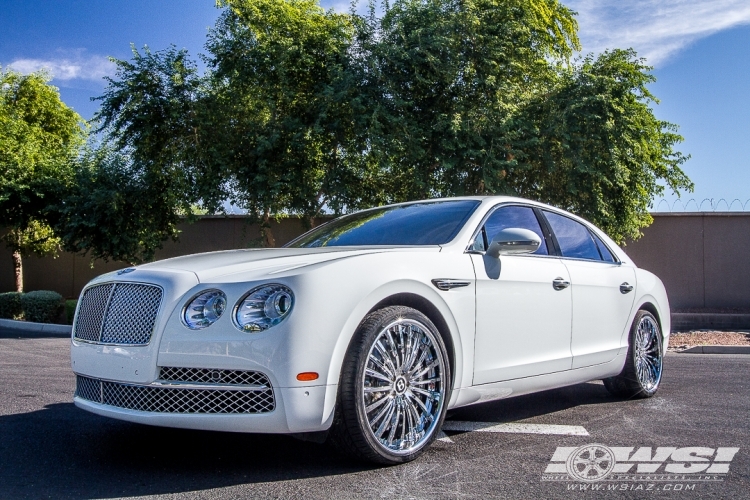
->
[74,284,114,341]
[75,375,275,414]
[75,374,101,401]
[159,367,271,387]
[100,284,162,344]
[73,282,162,345]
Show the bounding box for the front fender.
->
[325,279,469,386]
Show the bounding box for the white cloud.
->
[7,53,115,82]
[566,0,750,66]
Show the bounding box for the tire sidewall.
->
[628,310,663,397]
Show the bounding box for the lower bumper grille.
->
[75,375,275,414]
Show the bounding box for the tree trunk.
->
[12,249,23,293]
[261,210,276,248]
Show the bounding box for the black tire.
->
[604,310,663,399]
[329,306,451,465]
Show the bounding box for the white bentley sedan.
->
[71,197,669,464]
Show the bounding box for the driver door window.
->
[474,206,549,255]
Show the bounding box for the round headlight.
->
[183,289,227,329]
[234,284,294,332]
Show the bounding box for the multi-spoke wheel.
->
[330,306,450,464]
[604,310,663,398]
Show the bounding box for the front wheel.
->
[604,310,663,399]
[330,306,451,464]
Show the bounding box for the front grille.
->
[159,367,271,387]
[75,375,275,414]
[74,283,162,345]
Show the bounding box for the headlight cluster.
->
[183,290,227,329]
[182,284,294,333]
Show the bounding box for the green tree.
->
[513,49,692,242]
[0,68,85,292]
[206,0,377,243]
[357,0,691,242]
[61,46,221,264]
[87,0,691,252]
[358,0,581,200]
[54,142,183,265]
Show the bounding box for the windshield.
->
[286,200,481,248]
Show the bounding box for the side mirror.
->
[486,228,541,258]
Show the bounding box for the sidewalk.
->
[0,318,71,338]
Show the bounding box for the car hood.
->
[137,246,440,282]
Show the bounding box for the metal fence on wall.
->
[653,198,750,212]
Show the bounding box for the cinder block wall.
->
[623,213,750,311]
[2,212,749,311]
[0,216,322,299]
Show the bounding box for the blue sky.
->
[2,0,749,210]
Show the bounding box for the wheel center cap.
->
[394,377,407,394]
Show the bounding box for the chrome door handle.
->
[620,282,634,294]
[552,278,570,290]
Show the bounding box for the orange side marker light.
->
[297,372,319,382]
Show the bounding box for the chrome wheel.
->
[362,318,446,455]
[634,315,662,392]
[603,310,664,399]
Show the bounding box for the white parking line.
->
[436,430,455,443]
[441,421,589,436]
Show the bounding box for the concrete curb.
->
[0,318,71,336]
[680,345,750,354]
[672,313,750,331]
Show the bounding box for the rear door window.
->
[591,232,617,263]
[543,211,601,261]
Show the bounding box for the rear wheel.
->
[604,310,663,399]
[330,306,450,464]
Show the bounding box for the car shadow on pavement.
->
[0,403,370,499]
[446,380,616,423]
[0,383,622,499]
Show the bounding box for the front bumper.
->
[70,270,341,434]
[73,373,336,433]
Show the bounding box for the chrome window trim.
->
[72,281,165,346]
[555,255,623,265]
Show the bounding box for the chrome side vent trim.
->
[431,279,471,291]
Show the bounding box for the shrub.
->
[0,292,23,319]
[65,299,78,325]
[21,290,65,324]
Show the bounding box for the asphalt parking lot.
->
[1,333,748,499]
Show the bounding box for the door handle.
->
[620,282,634,294]
[552,277,570,290]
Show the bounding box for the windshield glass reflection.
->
[286,200,481,247]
